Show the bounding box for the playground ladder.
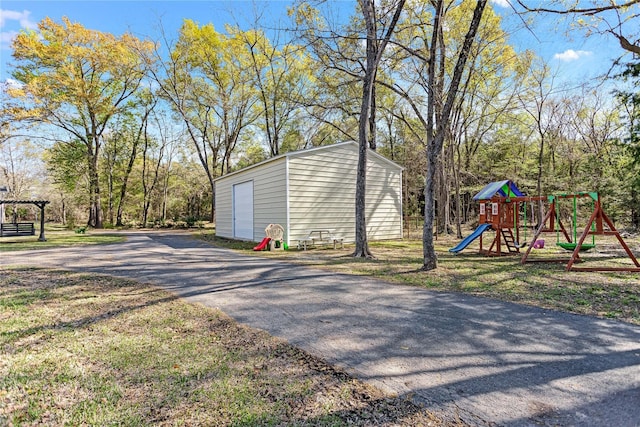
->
[501,229,519,254]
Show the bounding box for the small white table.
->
[298,229,344,250]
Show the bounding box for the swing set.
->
[453,180,640,272]
[520,192,640,272]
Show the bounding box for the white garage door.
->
[233,181,253,240]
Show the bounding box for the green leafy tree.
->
[101,91,156,227]
[615,59,640,227]
[8,17,153,228]
[238,27,312,156]
[45,139,88,226]
[150,20,258,222]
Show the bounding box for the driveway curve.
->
[3,231,639,426]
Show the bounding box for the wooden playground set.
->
[449,180,640,272]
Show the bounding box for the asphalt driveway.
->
[3,231,639,426]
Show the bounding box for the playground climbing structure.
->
[461,180,528,256]
[451,180,640,272]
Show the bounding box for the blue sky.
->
[0,0,629,84]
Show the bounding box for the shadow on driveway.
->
[4,231,640,426]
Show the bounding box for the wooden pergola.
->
[0,200,50,241]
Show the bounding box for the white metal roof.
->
[213,141,403,183]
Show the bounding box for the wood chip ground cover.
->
[0,267,456,426]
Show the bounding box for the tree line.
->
[1,0,639,269]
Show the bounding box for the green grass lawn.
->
[2,227,638,425]
[0,226,124,251]
[0,267,448,426]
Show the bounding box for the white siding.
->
[365,155,403,240]
[253,161,287,240]
[215,141,403,245]
[215,159,287,241]
[288,144,357,243]
[288,143,402,243]
[215,179,233,239]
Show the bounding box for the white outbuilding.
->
[213,141,403,246]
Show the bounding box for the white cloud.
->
[4,78,23,89]
[0,30,17,50]
[553,49,593,62]
[1,30,17,43]
[0,10,37,50]
[490,0,511,8]
[0,9,38,30]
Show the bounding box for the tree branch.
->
[609,30,640,55]
[516,0,640,15]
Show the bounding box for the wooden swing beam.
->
[0,200,50,242]
[520,198,579,265]
[520,194,640,272]
[567,197,640,272]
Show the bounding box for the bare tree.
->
[366,0,490,268]
[517,61,560,221]
[0,138,40,220]
[516,0,640,55]
[239,27,311,157]
[291,0,405,258]
[109,91,157,227]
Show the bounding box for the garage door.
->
[233,181,253,240]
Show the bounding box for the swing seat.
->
[556,242,596,252]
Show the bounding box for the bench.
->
[0,222,35,237]
[298,229,344,250]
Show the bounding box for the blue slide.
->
[449,223,493,253]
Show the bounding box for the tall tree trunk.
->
[454,142,463,239]
[88,149,103,228]
[107,163,114,225]
[422,0,445,271]
[440,147,448,233]
[117,102,152,226]
[369,84,377,150]
[536,136,545,223]
[116,144,138,227]
[353,0,405,258]
[423,147,439,270]
[423,0,488,270]
[444,143,451,234]
[353,35,375,257]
